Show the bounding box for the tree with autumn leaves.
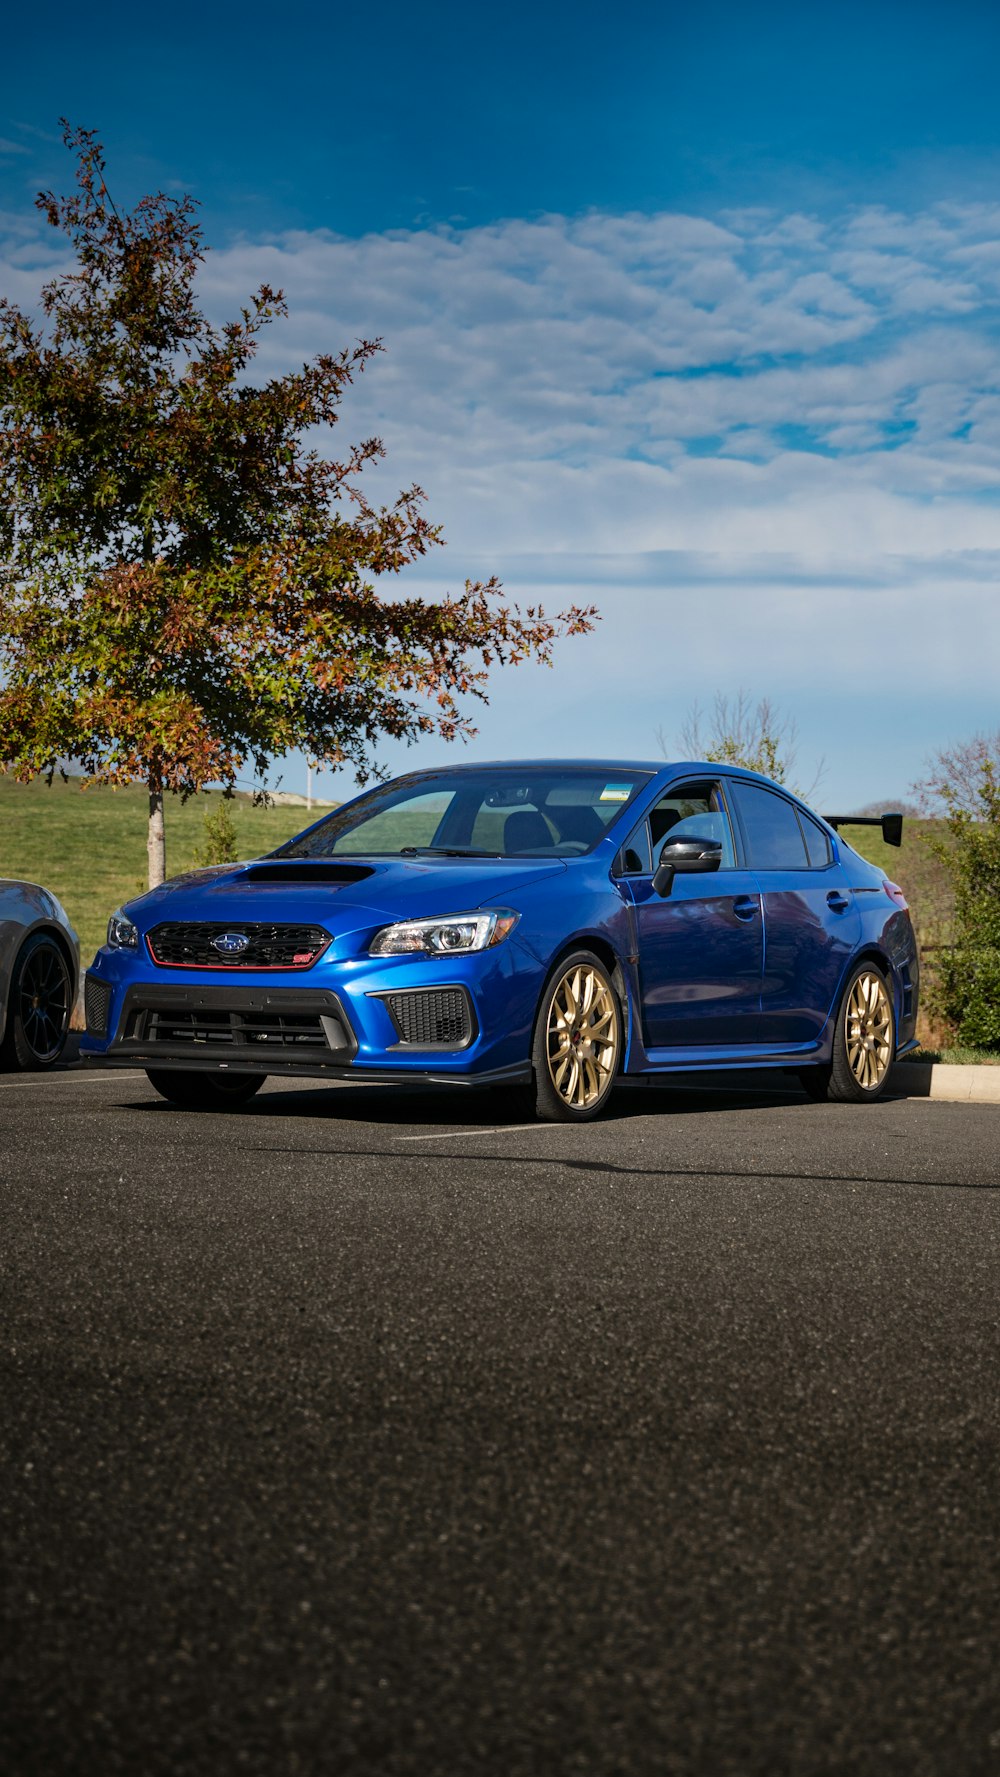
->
[0,126,595,886]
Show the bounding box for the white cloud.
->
[3,198,1000,803]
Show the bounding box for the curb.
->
[890,1062,1000,1104]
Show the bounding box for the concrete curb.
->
[890,1062,1000,1104]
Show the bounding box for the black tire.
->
[145,1069,266,1109]
[800,960,896,1104]
[0,933,72,1072]
[529,949,622,1123]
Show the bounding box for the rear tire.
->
[800,961,895,1104]
[145,1070,265,1109]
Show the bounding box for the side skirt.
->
[632,1040,830,1075]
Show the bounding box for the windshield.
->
[275,768,650,860]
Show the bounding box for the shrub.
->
[194,798,240,867]
[921,744,1000,1050]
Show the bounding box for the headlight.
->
[369,909,519,957]
[106,908,139,950]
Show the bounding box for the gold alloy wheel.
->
[546,962,619,1110]
[845,970,893,1090]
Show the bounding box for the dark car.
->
[81,761,918,1120]
[1,879,80,1070]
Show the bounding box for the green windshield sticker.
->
[600,784,632,802]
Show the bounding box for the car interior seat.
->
[504,809,554,853]
[551,805,605,848]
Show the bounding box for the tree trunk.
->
[147,786,166,889]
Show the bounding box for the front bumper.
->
[80,942,539,1085]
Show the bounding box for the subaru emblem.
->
[213,931,250,956]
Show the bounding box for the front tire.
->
[800,961,895,1104]
[145,1070,266,1109]
[529,951,622,1122]
[0,934,72,1071]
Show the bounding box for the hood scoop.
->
[240,861,376,885]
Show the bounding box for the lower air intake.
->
[84,973,112,1038]
[145,1008,333,1049]
[383,987,474,1049]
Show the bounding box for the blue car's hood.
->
[125,855,568,935]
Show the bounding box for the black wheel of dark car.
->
[145,1070,266,1109]
[0,933,72,1072]
[529,950,622,1123]
[801,961,896,1104]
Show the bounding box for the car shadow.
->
[124,1070,820,1126]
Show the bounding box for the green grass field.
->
[0,775,322,965]
[0,774,955,980]
[899,1046,1000,1065]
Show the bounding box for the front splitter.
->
[85,1050,534,1089]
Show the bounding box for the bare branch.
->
[658,689,825,799]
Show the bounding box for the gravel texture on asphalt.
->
[2,1067,1000,1776]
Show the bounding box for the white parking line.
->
[0,1071,147,1088]
[398,1124,541,1141]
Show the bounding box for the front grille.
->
[148,922,331,970]
[85,973,112,1037]
[382,987,474,1049]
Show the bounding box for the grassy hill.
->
[838,821,953,952]
[0,774,954,983]
[0,775,322,966]
[837,820,956,1047]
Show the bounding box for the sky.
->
[3,0,1000,810]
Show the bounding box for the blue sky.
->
[3,0,1000,808]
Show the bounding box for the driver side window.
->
[649,782,736,869]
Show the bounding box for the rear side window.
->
[797,808,832,868]
[731,781,808,869]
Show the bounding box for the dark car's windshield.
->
[275,769,650,860]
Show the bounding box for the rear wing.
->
[823,812,903,848]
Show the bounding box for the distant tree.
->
[657,691,823,797]
[0,125,595,887]
[916,731,1000,818]
[916,735,1000,1050]
[851,799,923,819]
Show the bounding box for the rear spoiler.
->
[823,812,903,848]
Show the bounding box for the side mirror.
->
[652,836,723,898]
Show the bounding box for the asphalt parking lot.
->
[3,1062,1000,1776]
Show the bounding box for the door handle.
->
[826,890,850,913]
[732,895,757,921]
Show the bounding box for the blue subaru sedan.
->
[81,761,919,1120]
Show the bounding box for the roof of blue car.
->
[401,758,663,772]
[392,758,784,783]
